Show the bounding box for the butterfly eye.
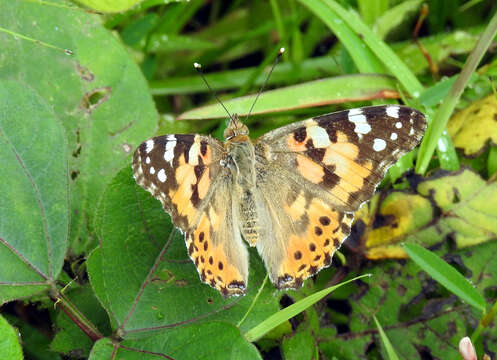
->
[224,127,235,140]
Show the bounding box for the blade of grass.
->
[403,243,486,313]
[234,45,284,98]
[150,56,340,95]
[297,0,386,74]
[374,0,423,40]
[318,0,424,96]
[289,0,304,63]
[416,11,497,174]
[488,146,497,177]
[270,0,289,62]
[373,315,400,360]
[178,74,399,120]
[244,274,370,342]
[436,130,460,171]
[357,0,388,26]
[471,298,497,343]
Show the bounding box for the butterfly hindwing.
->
[253,172,353,289]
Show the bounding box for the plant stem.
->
[50,286,103,342]
[471,298,497,343]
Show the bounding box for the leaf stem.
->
[237,274,269,328]
[471,297,497,343]
[50,286,103,342]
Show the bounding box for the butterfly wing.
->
[254,105,426,288]
[133,134,248,296]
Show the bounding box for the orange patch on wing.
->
[323,131,373,193]
[208,206,221,231]
[187,213,245,296]
[200,144,212,164]
[197,168,210,199]
[296,154,324,184]
[287,134,307,152]
[278,200,349,288]
[170,154,196,222]
[284,192,306,221]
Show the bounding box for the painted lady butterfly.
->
[132,105,426,296]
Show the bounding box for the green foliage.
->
[0,314,23,360]
[1,0,497,359]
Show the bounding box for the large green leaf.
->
[0,80,68,303]
[89,322,261,359]
[0,0,158,253]
[88,168,279,344]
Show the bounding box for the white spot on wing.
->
[390,132,398,141]
[373,138,387,152]
[164,136,177,163]
[307,126,331,148]
[149,166,155,174]
[188,141,200,165]
[146,156,151,164]
[348,108,371,135]
[395,121,403,129]
[145,139,154,153]
[409,127,415,135]
[158,168,167,182]
[386,106,400,118]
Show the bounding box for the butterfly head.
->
[224,114,249,142]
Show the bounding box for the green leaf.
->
[447,95,497,157]
[403,243,486,313]
[179,74,399,119]
[357,0,388,26]
[89,322,261,359]
[0,79,69,303]
[147,33,216,53]
[353,168,497,259]
[0,314,23,360]
[374,0,423,39]
[281,330,317,360]
[373,315,400,360]
[244,274,370,342]
[88,168,279,337]
[0,1,159,253]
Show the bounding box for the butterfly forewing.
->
[256,105,426,211]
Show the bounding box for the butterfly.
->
[132,105,426,296]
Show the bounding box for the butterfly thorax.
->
[223,115,261,246]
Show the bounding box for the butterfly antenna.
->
[194,62,233,120]
[245,47,285,122]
